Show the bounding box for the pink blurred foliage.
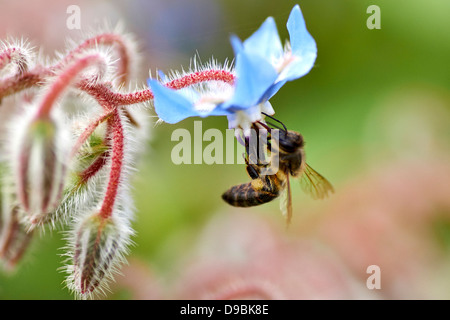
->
[314,159,450,299]
[118,210,374,300]
[0,0,123,51]
[116,156,450,300]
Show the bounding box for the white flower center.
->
[192,81,234,113]
[271,42,301,81]
[228,101,275,135]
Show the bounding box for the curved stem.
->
[78,80,154,106]
[70,111,114,191]
[79,150,109,185]
[70,110,114,159]
[37,53,107,118]
[165,69,235,89]
[0,46,30,74]
[98,109,124,219]
[77,68,236,107]
[53,33,133,85]
[0,68,48,101]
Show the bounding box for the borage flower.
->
[231,4,317,101]
[148,4,316,134]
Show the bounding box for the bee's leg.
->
[246,132,259,166]
[244,155,260,180]
[244,136,250,156]
[246,164,260,180]
[250,123,272,166]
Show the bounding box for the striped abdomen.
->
[221,175,283,207]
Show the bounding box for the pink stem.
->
[78,80,154,106]
[70,110,114,159]
[166,69,235,89]
[69,111,114,190]
[0,47,29,73]
[53,33,132,84]
[37,53,107,118]
[0,68,48,100]
[80,151,109,185]
[72,112,114,187]
[77,69,236,106]
[98,109,124,219]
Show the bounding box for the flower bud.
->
[49,124,110,227]
[0,206,34,271]
[14,114,67,226]
[66,212,131,298]
[0,38,33,75]
[0,169,34,270]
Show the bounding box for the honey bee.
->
[222,114,334,224]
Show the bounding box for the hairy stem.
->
[78,69,236,107]
[165,69,235,89]
[70,110,114,159]
[37,53,108,118]
[0,68,48,101]
[78,80,154,106]
[54,33,133,85]
[98,109,124,219]
[0,46,30,74]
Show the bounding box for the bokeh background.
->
[1,0,450,299]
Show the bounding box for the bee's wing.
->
[299,163,334,200]
[280,172,293,225]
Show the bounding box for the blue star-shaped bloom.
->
[148,4,316,132]
[148,50,277,129]
[231,4,317,100]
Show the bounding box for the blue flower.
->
[148,4,316,132]
[148,52,277,130]
[231,4,317,100]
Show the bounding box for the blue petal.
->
[148,79,198,124]
[278,53,317,82]
[230,34,244,55]
[202,105,233,117]
[284,4,317,80]
[221,51,278,111]
[157,69,168,82]
[262,80,287,101]
[148,80,232,123]
[242,16,283,60]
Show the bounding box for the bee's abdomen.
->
[222,182,278,207]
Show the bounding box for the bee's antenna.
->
[261,113,288,133]
[256,121,271,132]
[266,121,285,132]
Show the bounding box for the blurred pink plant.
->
[116,157,450,300]
[0,29,152,298]
[0,23,236,299]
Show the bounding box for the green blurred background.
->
[0,0,449,299]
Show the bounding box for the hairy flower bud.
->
[0,206,34,270]
[65,211,132,298]
[0,169,34,270]
[13,112,68,226]
[49,122,110,227]
[0,38,33,75]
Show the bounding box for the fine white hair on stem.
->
[163,54,235,85]
[4,102,72,229]
[57,22,141,87]
[59,108,137,299]
[60,198,135,300]
[0,37,35,76]
[0,24,154,299]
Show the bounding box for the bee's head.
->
[277,130,304,152]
